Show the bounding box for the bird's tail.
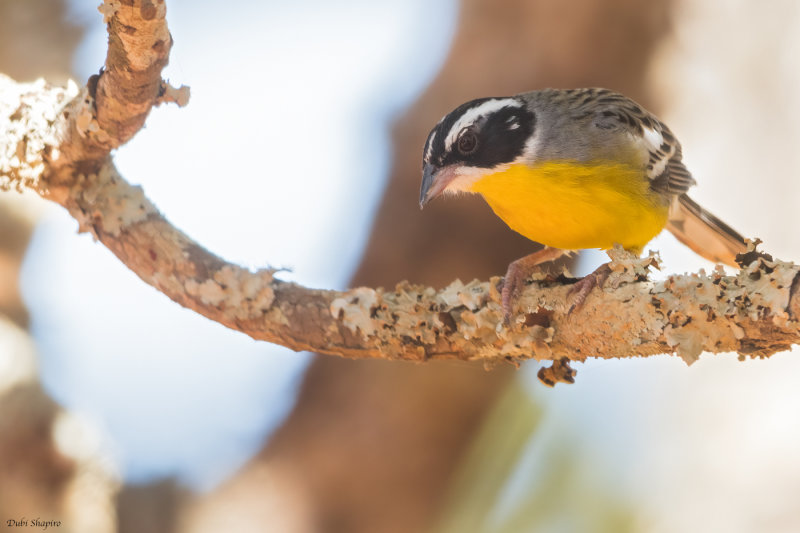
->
[666,194,747,268]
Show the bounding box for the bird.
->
[419,88,747,320]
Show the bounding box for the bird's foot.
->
[567,263,612,313]
[501,261,534,325]
[501,247,566,324]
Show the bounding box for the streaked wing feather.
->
[559,88,695,196]
[651,145,697,195]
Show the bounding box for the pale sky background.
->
[22,0,457,488]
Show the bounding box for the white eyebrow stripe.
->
[444,98,522,152]
[424,129,437,162]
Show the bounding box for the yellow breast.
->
[468,161,669,251]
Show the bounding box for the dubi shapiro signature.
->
[6,517,62,530]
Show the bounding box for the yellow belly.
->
[468,161,670,251]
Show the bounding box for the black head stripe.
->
[439,102,534,168]
[468,106,535,168]
[423,97,497,167]
[423,97,535,171]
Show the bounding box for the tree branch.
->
[1,0,798,381]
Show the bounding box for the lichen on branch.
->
[1,0,799,386]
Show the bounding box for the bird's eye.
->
[457,129,478,155]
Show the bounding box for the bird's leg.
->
[567,262,612,313]
[501,247,567,323]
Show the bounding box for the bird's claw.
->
[500,247,569,325]
[567,263,612,313]
[501,262,526,325]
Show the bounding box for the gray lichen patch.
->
[314,232,800,370]
[74,89,111,146]
[155,83,191,108]
[436,279,489,310]
[330,287,381,338]
[605,245,661,286]
[98,0,121,24]
[70,164,156,237]
[327,278,560,361]
[185,266,276,320]
[0,76,78,191]
[653,253,798,364]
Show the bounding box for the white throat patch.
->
[443,163,511,195]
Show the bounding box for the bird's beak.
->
[419,163,456,208]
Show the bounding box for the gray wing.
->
[650,144,696,196]
[558,88,697,196]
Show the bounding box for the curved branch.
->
[51,0,187,182]
[5,133,800,367]
[96,0,172,146]
[0,0,799,383]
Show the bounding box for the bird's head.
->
[419,96,536,208]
